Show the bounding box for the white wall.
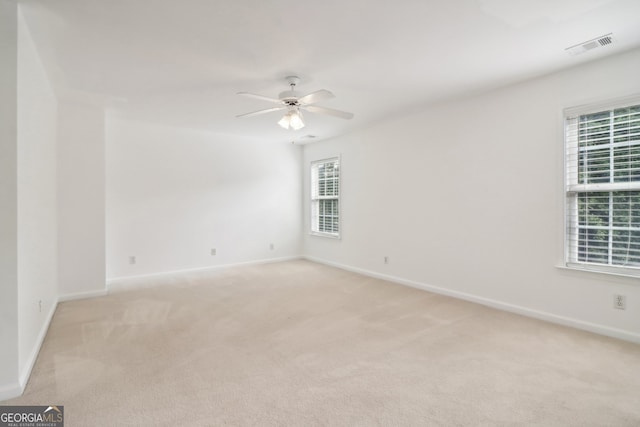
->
[0,3,59,399]
[57,103,106,298]
[106,118,302,280]
[303,48,640,342]
[0,0,20,398]
[17,8,58,382]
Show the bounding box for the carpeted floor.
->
[3,260,640,426]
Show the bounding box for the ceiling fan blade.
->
[297,89,335,105]
[236,106,287,118]
[237,92,282,104]
[303,105,354,120]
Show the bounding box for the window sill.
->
[310,231,341,240]
[557,263,640,280]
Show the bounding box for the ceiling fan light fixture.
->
[278,109,305,130]
[277,113,291,129]
[289,110,305,130]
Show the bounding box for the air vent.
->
[565,33,614,56]
[598,35,612,46]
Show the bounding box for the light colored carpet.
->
[3,260,640,426]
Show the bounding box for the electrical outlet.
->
[384,256,389,264]
[614,294,626,310]
[129,256,136,265]
[211,248,216,256]
[269,243,274,250]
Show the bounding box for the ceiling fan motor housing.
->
[280,76,301,104]
[279,90,300,105]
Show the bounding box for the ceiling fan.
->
[236,76,354,130]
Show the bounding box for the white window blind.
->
[565,99,640,276]
[311,157,340,237]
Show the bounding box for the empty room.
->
[1,0,640,425]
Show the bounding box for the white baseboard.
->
[107,256,303,292]
[0,381,22,402]
[58,289,108,302]
[304,256,640,344]
[19,299,58,390]
[0,298,59,402]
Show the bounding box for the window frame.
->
[310,156,341,239]
[563,95,640,278]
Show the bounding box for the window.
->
[311,157,340,238]
[565,98,640,276]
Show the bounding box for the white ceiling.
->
[19,0,640,143]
